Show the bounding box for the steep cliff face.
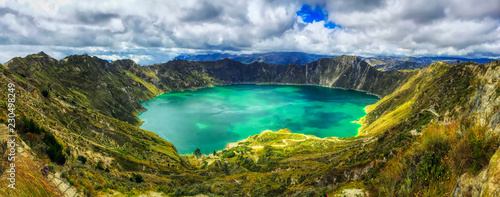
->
[451,61,500,197]
[150,55,410,97]
[468,61,500,132]
[301,56,408,96]
[453,147,500,197]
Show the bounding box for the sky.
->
[0,0,499,65]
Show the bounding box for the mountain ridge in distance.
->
[174,51,334,65]
[175,51,498,71]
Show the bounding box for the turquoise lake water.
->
[138,85,379,155]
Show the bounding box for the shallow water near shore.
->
[138,84,379,155]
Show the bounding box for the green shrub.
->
[44,131,66,165]
[131,173,144,183]
[416,151,449,185]
[96,160,104,170]
[172,187,185,197]
[19,116,66,165]
[222,151,235,158]
[449,122,499,175]
[77,155,87,164]
[42,89,50,97]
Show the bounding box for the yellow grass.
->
[0,153,62,196]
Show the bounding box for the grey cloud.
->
[0,7,42,45]
[121,15,151,33]
[401,2,446,24]
[0,0,499,64]
[447,0,500,20]
[75,11,119,25]
[0,7,18,15]
[181,2,222,22]
[326,0,386,13]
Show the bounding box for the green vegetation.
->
[372,118,499,196]
[18,116,66,165]
[77,155,87,164]
[96,160,104,170]
[193,148,201,158]
[41,89,50,97]
[130,173,144,183]
[0,53,499,196]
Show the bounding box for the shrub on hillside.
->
[130,173,143,183]
[42,89,50,97]
[96,160,104,170]
[77,155,87,164]
[373,117,499,196]
[19,116,66,165]
[449,118,499,175]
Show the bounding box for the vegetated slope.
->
[0,124,63,197]
[0,52,187,196]
[357,61,500,196]
[174,51,334,65]
[0,52,498,196]
[171,61,500,196]
[0,52,409,196]
[363,56,496,71]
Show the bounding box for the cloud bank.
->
[0,0,499,64]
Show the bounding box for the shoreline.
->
[136,83,380,156]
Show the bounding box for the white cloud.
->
[0,0,499,64]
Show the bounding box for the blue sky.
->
[297,5,327,23]
[296,5,341,29]
[0,0,499,64]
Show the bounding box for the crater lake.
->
[138,84,379,154]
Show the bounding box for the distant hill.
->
[175,52,497,71]
[174,52,334,65]
[363,56,496,71]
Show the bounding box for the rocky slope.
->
[153,55,409,97]
[363,56,496,71]
[357,61,500,196]
[0,52,498,196]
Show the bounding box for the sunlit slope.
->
[1,52,498,196]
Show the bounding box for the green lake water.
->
[138,84,379,155]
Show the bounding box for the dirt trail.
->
[425,107,439,117]
[47,172,79,197]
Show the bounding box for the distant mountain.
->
[176,52,497,71]
[363,56,496,71]
[174,52,334,65]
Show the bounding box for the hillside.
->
[155,55,409,97]
[0,52,498,196]
[363,56,496,71]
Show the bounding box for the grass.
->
[124,70,162,95]
[360,97,415,136]
[371,117,499,196]
[0,140,62,196]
